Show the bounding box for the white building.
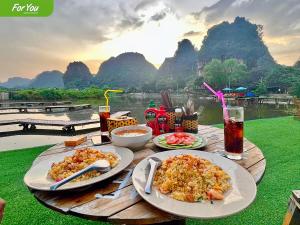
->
[0,92,9,101]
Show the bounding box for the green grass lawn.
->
[1,116,300,225]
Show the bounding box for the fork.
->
[50,159,111,190]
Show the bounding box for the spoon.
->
[50,159,111,191]
[144,157,162,194]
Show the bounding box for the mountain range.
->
[0,71,64,89]
[0,77,31,88]
[30,71,64,88]
[1,17,297,90]
[94,52,157,88]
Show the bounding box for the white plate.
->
[153,133,207,150]
[24,145,134,191]
[132,150,257,219]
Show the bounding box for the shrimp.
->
[207,189,224,200]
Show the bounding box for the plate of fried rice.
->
[132,150,257,219]
[24,145,134,191]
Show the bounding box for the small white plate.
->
[24,145,134,191]
[132,150,257,219]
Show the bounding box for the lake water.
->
[0,94,294,151]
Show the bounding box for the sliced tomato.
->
[182,134,196,145]
[174,132,188,138]
[166,135,177,145]
[165,133,197,146]
[186,136,196,142]
[175,137,184,145]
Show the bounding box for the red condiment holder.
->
[144,105,170,136]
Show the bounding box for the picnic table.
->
[27,125,266,225]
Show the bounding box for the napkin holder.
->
[166,108,176,132]
[107,116,138,133]
[182,113,198,133]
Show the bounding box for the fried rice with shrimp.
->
[153,154,231,202]
[48,148,119,182]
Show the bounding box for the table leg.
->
[125,219,186,225]
[154,219,186,225]
[282,194,300,225]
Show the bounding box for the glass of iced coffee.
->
[224,106,244,160]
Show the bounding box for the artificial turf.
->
[0,116,300,225]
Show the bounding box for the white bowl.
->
[111,125,152,149]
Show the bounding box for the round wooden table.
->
[28,125,266,225]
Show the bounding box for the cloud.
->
[117,1,145,30]
[135,0,158,11]
[195,0,300,37]
[150,11,167,21]
[164,0,218,16]
[183,30,203,37]
[0,0,150,80]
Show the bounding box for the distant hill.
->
[294,59,300,69]
[158,39,198,86]
[1,17,284,90]
[63,61,93,89]
[199,17,275,69]
[0,77,31,88]
[29,70,64,88]
[95,52,157,88]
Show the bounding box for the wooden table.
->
[27,125,266,225]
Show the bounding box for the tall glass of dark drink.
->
[99,106,110,133]
[224,106,244,160]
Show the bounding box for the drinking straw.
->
[203,82,229,121]
[104,89,123,111]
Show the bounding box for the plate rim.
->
[24,145,134,191]
[153,132,207,150]
[132,149,257,219]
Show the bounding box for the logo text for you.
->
[12,3,39,12]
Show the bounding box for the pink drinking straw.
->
[203,82,229,121]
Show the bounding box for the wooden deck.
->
[237,96,293,105]
[0,119,20,126]
[0,111,131,133]
[218,96,294,106]
[0,101,72,107]
[0,104,92,113]
[0,118,99,132]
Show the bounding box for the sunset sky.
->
[0,0,300,82]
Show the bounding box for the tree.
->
[265,65,300,92]
[203,58,248,89]
[291,80,300,98]
[203,59,226,89]
[223,59,248,87]
[294,59,300,69]
[141,80,157,93]
[155,76,177,91]
[193,76,204,90]
[255,79,268,96]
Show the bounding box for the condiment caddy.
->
[144,91,199,135]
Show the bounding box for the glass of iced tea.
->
[99,106,110,133]
[224,106,244,160]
